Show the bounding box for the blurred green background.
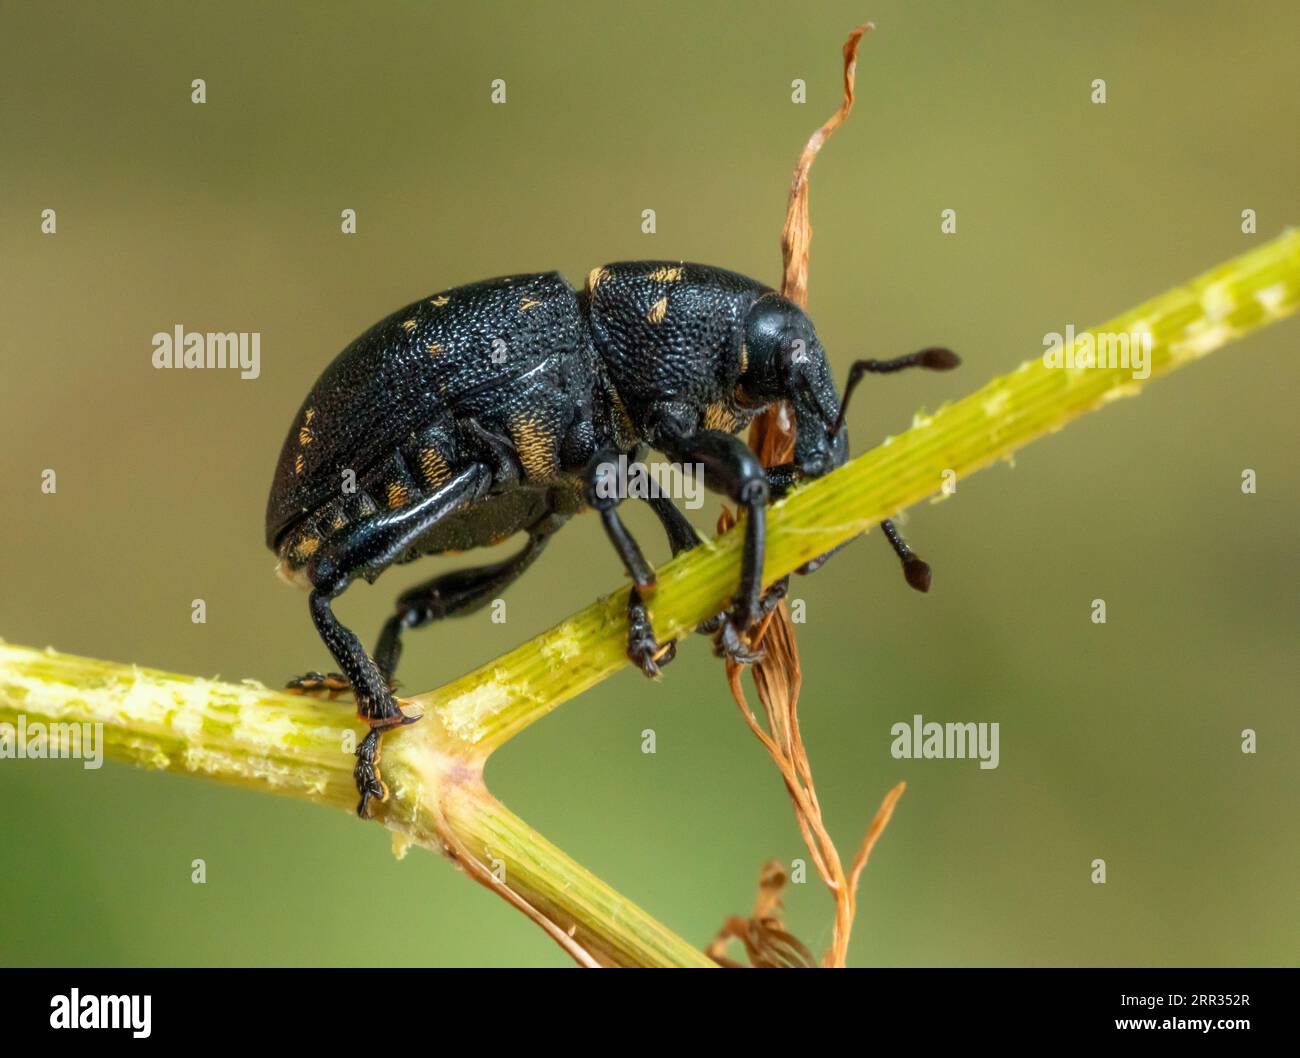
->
[1,0,1296,967]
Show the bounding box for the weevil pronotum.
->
[265,262,959,815]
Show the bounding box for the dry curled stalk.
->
[706,860,816,968]
[720,21,903,969]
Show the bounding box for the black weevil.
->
[265,261,958,815]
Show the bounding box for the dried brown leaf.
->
[706,860,817,969]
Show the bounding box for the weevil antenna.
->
[830,347,960,437]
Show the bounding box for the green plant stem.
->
[425,229,1300,756]
[0,643,712,967]
[1,231,1296,966]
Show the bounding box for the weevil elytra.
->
[265,262,958,816]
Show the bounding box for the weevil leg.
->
[644,494,786,644]
[760,462,933,589]
[696,575,789,637]
[290,519,552,696]
[648,421,771,666]
[880,517,932,592]
[821,350,956,587]
[645,494,702,556]
[776,513,931,588]
[371,514,564,684]
[585,449,675,678]
[284,669,398,698]
[304,464,493,817]
[285,670,362,698]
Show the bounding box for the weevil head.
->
[739,293,848,478]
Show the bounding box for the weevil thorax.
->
[583,262,775,441]
[738,293,849,476]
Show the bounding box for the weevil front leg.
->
[302,464,492,817]
[648,419,771,665]
[645,494,787,645]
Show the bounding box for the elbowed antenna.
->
[830,347,961,439]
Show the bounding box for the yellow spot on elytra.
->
[386,481,409,508]
[520,298,541,311]
[429,295,450,307]
[419,448,450,487]
[330,512,347,530]
[401,319,418,332]
[298,425,313,446]
[292,535,320,561]
[304,408,315,423]
[294,453,305,475]
[585,267,608,295]
[647,265,684,282]
[427,342,445,356]
[647,297,668,324]
[510,417,557,481]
